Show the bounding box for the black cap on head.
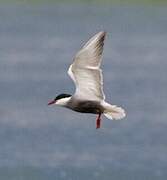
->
[55,94,71,101]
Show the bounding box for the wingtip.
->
[98,31,107,37]
[82,31,106,49]
[98,31,107,42]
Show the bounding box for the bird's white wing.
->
[68,31,106,101]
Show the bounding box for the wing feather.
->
[68,31,106,101]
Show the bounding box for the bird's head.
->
[48,93,72,106]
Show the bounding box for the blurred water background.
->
[0,1,167,179]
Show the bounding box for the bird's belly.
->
[68,100,104,114]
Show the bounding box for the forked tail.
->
[103,102,126,120]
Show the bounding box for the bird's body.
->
[48,31,126,128]
[67,98,104,114]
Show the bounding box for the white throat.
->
[55,97,71,106]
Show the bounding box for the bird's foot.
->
[96,113,101,129]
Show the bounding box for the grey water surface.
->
[0,4,167,180]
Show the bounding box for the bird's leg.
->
[96,113,101,129]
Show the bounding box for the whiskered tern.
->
[48,31,126,128]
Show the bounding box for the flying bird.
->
[48,31,126,128]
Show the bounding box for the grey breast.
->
[67,97,104,114]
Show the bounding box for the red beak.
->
[48,100,56,105]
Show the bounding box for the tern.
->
[48,31,126,128]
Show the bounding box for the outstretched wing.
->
[68,31,106,101]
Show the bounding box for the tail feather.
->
[103,102,126,120]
